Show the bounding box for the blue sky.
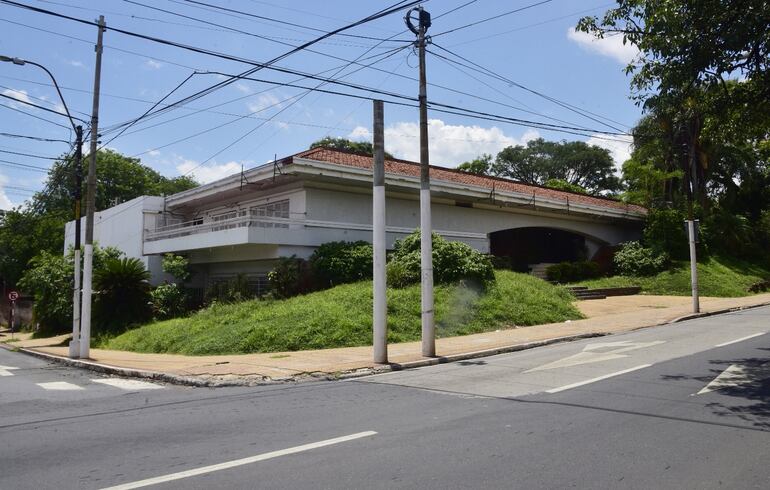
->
[0,0,642,209]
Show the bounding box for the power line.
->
[431,0,555,37]
[0,84,91,118]
[0,158,50,172]
[0,148,59,160]
[0,131,69,143]
[429,43,631,132]
[0,92,88,123]
[0,101,73,132]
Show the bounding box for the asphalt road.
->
[1,306,768,489]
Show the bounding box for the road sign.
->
[7,291,19,301]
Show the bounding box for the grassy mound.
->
[104,270,582,355]
[574,256,770,297]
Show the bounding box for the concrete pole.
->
[80,15,106,359]
[69,125,83,359]
[372,100,387,364]
[417,10,435,357]
[688,220,700,313]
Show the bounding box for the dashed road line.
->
[37,381,85,391]
[0,364,19,377]
[546,364,652,394]
[99,431,378,490]
[715,332,765,348]
[90,378,163,390]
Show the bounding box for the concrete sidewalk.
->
[3,293,770,384]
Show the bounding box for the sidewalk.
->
[4,293,770,384]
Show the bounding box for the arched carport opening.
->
[490,227,603,272]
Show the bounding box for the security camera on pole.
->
[405,7,435,357]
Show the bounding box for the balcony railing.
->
[144,214,487,242]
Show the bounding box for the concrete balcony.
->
[142,215,488,255]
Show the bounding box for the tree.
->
[544,179,587,195]
[457,154,493,175]
[309,137,394,159]
[0,150,198,286]
[492,138,621,195]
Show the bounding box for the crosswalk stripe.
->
[0,364,19,377]
[91,378,163,390]
[37,381,85,391]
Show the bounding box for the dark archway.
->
[490,227,590,272]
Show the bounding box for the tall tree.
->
[491,138,621,195]
[309,137,394,159]
[456,154,493,175]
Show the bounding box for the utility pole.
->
[372,100,387,364]
[80,15,106,359]
[687,125,700,314]
[68,125,83,359]
[406,7,435,357]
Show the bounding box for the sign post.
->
[8,290,18,336]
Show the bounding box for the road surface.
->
[1,306,768,489]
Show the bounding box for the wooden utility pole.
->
[80,15,106,359]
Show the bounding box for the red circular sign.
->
[8,291,19,301]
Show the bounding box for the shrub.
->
[162,253,190,282]
[545,261,600,283]
[204,274,252,304]
[309,241,373,288]
[387,230,494,287]
[268,256,312,299]
[93,257,152,333]
[613,241,669,276]
[643,208,688,259]
[150,283,187,320]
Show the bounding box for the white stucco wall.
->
[64,195,168,285]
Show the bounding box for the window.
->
[212,210,237,231]
[250,199,289,228]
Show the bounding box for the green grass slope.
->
[575,256,770,297]
[104,270,582,355]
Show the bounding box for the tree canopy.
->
[309,137,394,159]
[457,139,621,195]
[0,149,198,286]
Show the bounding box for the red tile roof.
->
[291,147,646,216]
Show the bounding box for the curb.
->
[668,301,770,324]
[3,301,767,387]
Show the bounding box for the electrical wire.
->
[431,0,555,37]
[0,158,50,172]
[0,92,88,123]
[0,131,69,143]
[0,148,58,160]
[0,101,73,132]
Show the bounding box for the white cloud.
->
[348,119,539,167]
[1,88,32,109]
[235,83,252,94]
[175,159,242,184]
[147,150,161,157]
[144,59,163,69]
[0,173,14,210]
[247,93,282,113]
[586,134,633,170]
[67,60,84,68]
[566,28,639,65]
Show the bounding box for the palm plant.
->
[94,257,151,332]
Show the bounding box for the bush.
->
[643,208,688,259]
[268,256,313,299]
[204,273,253,304]
[387,230,494,288]
[150,283,187,320]
[546,261,600,283]
[93,257,152,333]
[613,241,669,276]
[309,241,373,288]
[162,253,190,282]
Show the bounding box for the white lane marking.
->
[37,381,85,391]
[715,332,765,348]
[696,364,749,395]
[525,341,664,373]
[91,378,163,390]
[0,365,19,377]
[99,431,378,490]
[546,364,652,394]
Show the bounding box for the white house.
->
[64,147,646,293]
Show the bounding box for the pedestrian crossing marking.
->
[37,381,85,391]
[91,378,163,390]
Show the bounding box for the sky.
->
[0,0,643,210]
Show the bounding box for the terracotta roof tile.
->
[291,147,647,216]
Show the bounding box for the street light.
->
[0,54,85,358]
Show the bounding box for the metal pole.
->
[688,219,700,313]
[417,9,435,357]
[69,125,83,359]
[372,100,387,364]
[81,15,106,359]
